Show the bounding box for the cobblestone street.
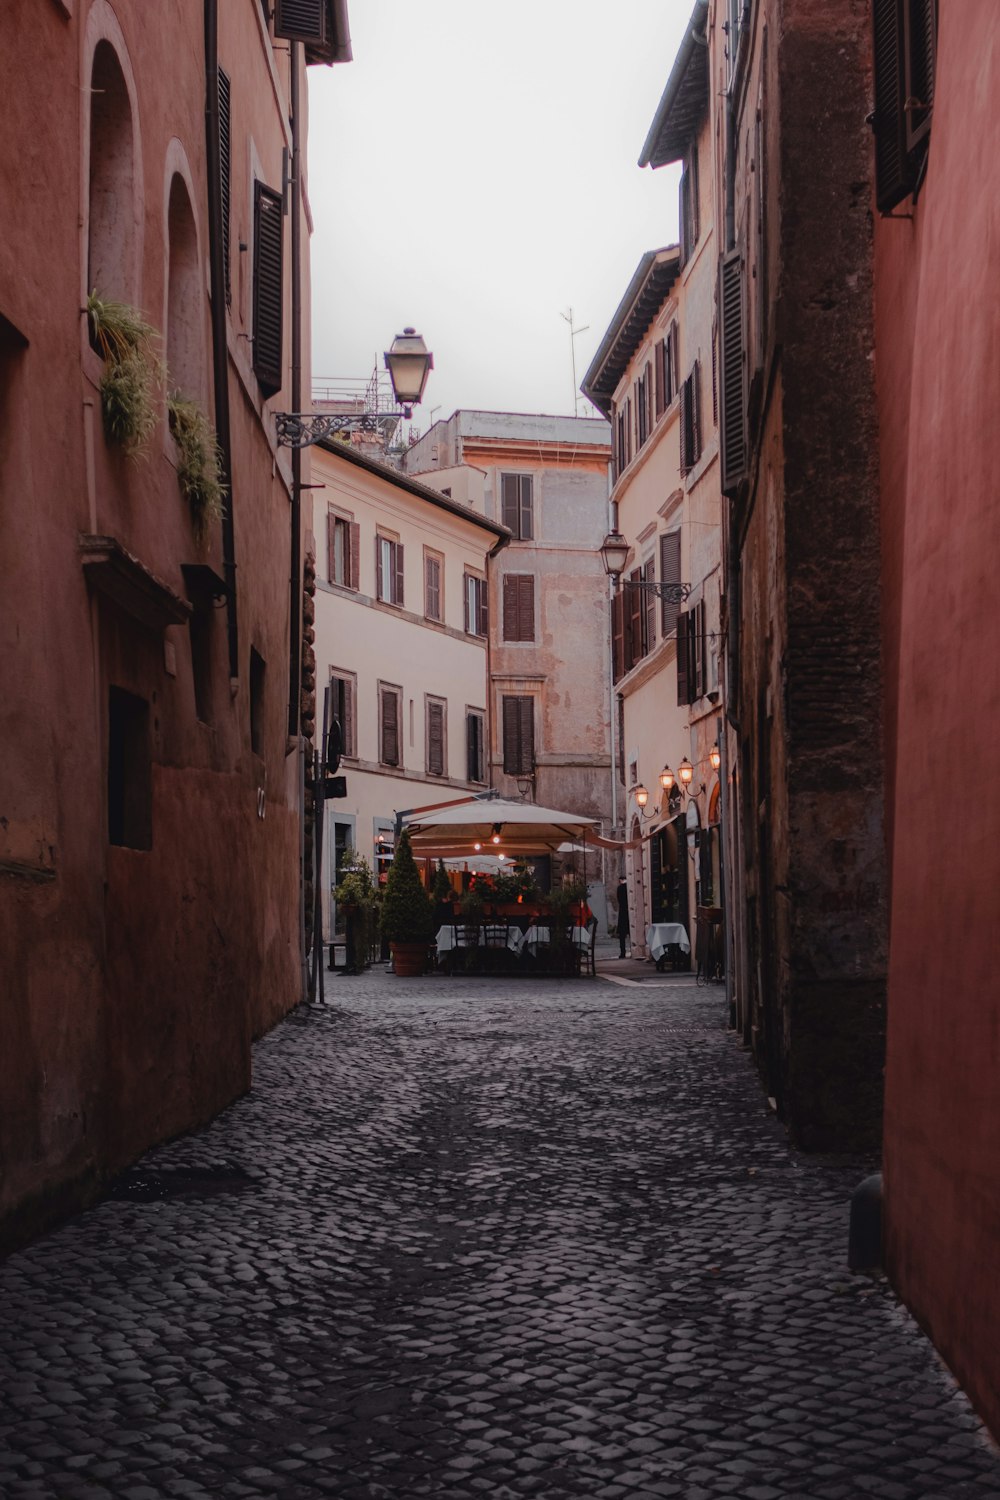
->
[1,960,998,1500]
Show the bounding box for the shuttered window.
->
[643,560,656,654]
[218,68,232,306]
[424,551,442,621]
[426,698,446,777]
[502,696,534,777]
[719,251,748,494]
[636,366,650,448]
[500,474,533,539]
[464,573,488,637]
[679,142,700,268]
[252,181,283,397]
[466,710,485,783]
[376,535,403,606]
[627,567,644,665]
[502,573,535,642]
[873,0,937,213]
[679,362,702,474]
[676,611,691,706]
[273,0,326,44]
[659,531,682,637]
[676,602,707,706]
[379,685,401,767]
[328,511,359,589]
[612,589,625,683]
[329,671,355,757]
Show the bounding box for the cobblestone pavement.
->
[2,965,999,1500]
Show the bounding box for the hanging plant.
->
[86,291,161,457]
[166,393,227,546]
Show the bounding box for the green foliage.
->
[380,831,435,945]
[86,291,161,457]
[335,849,375,906]
[335,851,377,975]
[431,859,454,904]
[491,865,540,904]
[458,887,485,925]
[167,394,227,545]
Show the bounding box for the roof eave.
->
[638,0,710,168]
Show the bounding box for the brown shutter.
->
[381,688,398,766]
[477,578,488,637]
[252,181,283,397]
[428,701,444,775]
[643,560,656,655]
[519,477,533,541]
[654,340,666,417]
[518,575,534,642]
[628,569,643,666]
[274,0,326,44]
[343,678,354,757]
[218,68,231,306]
[349,522,360,590]
[518,698,534,775]
[904,0,936,152]
[719,251,748,494]
[680,376,691,472]
[502,575,517,639]
[467,712,483,782]
[873,0,916,212]
[676,611,690,706]
[659,531,681,636]
[327,508,336,585]
[691,359,702,464]
[501,474,517,532]
[612,590,624,682]
[394,541,404,607]
[502,696,519,773]
[693,601,705,699]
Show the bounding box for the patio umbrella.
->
[402,797,599,858]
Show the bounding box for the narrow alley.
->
[1,965,996,1500]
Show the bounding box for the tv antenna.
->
[560,307,589,417]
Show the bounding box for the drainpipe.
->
[204,0,238,679]
[288,44,307,1002]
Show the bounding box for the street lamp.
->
[598,527,692,604]
[384,328,434,419]
[599,529,631,580]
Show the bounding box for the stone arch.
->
[83,7,143,306]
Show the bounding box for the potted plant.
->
[86,291,161,458]
[334,849,376,975]
[431,859,455,926]
[167,392,227,545]
[380,830,435,976]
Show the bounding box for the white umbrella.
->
[403,797,599,858]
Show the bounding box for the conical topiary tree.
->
[380,830,435,946]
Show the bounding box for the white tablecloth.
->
[523,924,589,956]
[436,924,525,955]
[645,922,691,959]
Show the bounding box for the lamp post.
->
[384,328,434,418]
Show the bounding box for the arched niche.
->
[165,169,205,400]
[87,41,136,300]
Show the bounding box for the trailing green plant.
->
[167,393,227,545]
[86,291,161,457]
[380,831,435,945]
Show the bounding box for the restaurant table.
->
[523,923,590,956]
[436,924,525,956]
[645,922,691,964]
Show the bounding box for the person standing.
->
[616,874,631,959]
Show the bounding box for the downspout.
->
[486,530,509,792]
[204,0,238,679]
[288,44,307,1002]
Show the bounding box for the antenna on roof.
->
[559,307,589,417]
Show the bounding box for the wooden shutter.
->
[349,522,360,591]
[502,696,533,776]
[660,531,681,636]
[518,698,534,775]
[252,181,283,397]
[393,541,404,607]
[467,712,483,782]
[680,375,692,472]
[654,340,666,418]
[693,600,705,699]
[477,578,488,637]
[612,590,625,682]
[342,678,354,757]
[625,397,633,465]
[519,476,533,541]
[218,68,232,306]
[904,0,936,152]
[427,701,444,776]
[327,510,338,585]
[691,360,702,464]
[501,474,518,533]
[518,575,534,641]
[628,568,643,666]
[643,560,656,654]
[502,575,518,639]
[688,141,700,247]
[381,688,398,766]
[719,250,748,493]
[274,0,326,44]
[679,167,691,268]
[502,696,519,773]
[873,0,916,212]
[425,554,440,619]
[676,611,690,706]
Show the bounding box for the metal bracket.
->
[275,411,390,449]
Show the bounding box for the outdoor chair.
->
[581,917,598,978]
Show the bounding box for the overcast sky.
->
[308,1,689,430]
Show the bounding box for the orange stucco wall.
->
[876,2,1000,1439]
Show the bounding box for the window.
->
[107,687,151,849]
[424,550,443,621]
[636,364,651,448]
[426,697,447,777]
[376,534,403,606]
[249,647,266,754]
[466,709,485,783]
[329,670,356,758]
[676,600,708,706]
[252,180,283,397]
[464,572,488,637]
[680,362,702,473]
[88,42,136,303]
[328,510,359,589]
[502,573,534,642]
[873,0,937,213]
[654,325,678,419]
[679,141,700,268]
[379,683,402,767]
[659,531,682,637]
[502,695,534,777]
[500,473,533,539]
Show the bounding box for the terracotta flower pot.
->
[390,941,429,977]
